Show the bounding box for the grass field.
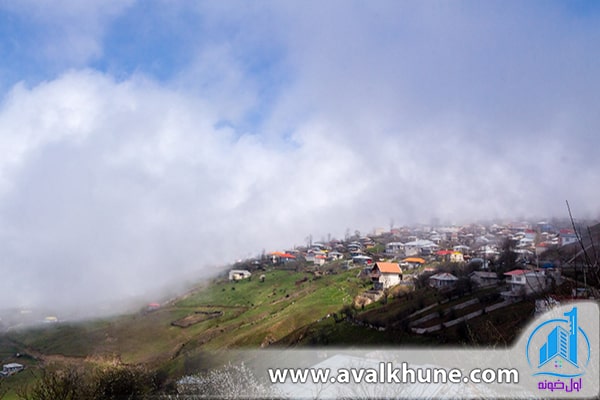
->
[0,267,367,393]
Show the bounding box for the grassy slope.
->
[0,268,367,392]
[0,267,537,396]
[278,288,534,346]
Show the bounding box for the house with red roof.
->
[269,251,297,265]
[501,269,548,298]
[370,262,403,290]
[305,250,327,265]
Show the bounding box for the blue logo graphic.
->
[526,307,591,378]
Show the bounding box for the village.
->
[227,219,599,338]
[0,218,598,396]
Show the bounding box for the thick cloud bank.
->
[0,2,598,314]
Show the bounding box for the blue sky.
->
[0,1,599,313]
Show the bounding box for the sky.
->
[0,1,599,315]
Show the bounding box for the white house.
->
[370,262,403,290]
[228,269,252,281]
[429,272,458,289]
[501,269,548,298]
[305,250,326,264]
[2,363,24,376]
[313,255,327,266]
[453,245,470,252]
[518,237,535,248]
[559,230,578,247]
[404,239,438,256]
[385,242,404,255]
[347,242,362,252]
[352,255,373,265]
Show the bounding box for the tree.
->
[17,368,85,400]
[495,238,518,278]
[89,365,163,400]
[17,365,165,400]
[176,362,278,399]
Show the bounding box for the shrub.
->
[17,367,84,400]
[17,365,165,400]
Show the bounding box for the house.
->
[370,262,403,290]
[478,245,499,258]
[347,242,362,252]
[469,271,498,288]
[385,242,404,255]
[1,363,24,376]
[429,273,458,289]
[429,233,443,244]
[435,249,453,261]
[228,269,252,281]
[501,269,548,298]
[269,251,297,265]
[305,250,327,264]
[352,255,373,265]
[435,249,465,263]
[559,229,578,247]
[313,255,327,266]
[453,245,470,253]
[327,251,344,261]
[404,239,438,256]
[402,257,426,270]
[518,237,534,249]
[450,251,464,263]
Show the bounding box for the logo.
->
[526,306,591,393]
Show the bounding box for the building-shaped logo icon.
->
[538,308,578,368]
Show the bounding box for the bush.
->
[17,367,84,400]
[90,366,163,400]
[17,365,165,400]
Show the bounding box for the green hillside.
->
[0,267,369,397]
[0,265,540,398]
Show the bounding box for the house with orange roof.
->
[269,251,296,265]
[401,257,426,270]
[370,262,403,290]
[314,254,327,266]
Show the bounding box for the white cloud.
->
[0,70,373,313]
[0,2,599,315]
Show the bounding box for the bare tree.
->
[176,362,279,399]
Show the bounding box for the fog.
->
[0,1,599,316]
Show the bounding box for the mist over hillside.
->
[1,1,599,317]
